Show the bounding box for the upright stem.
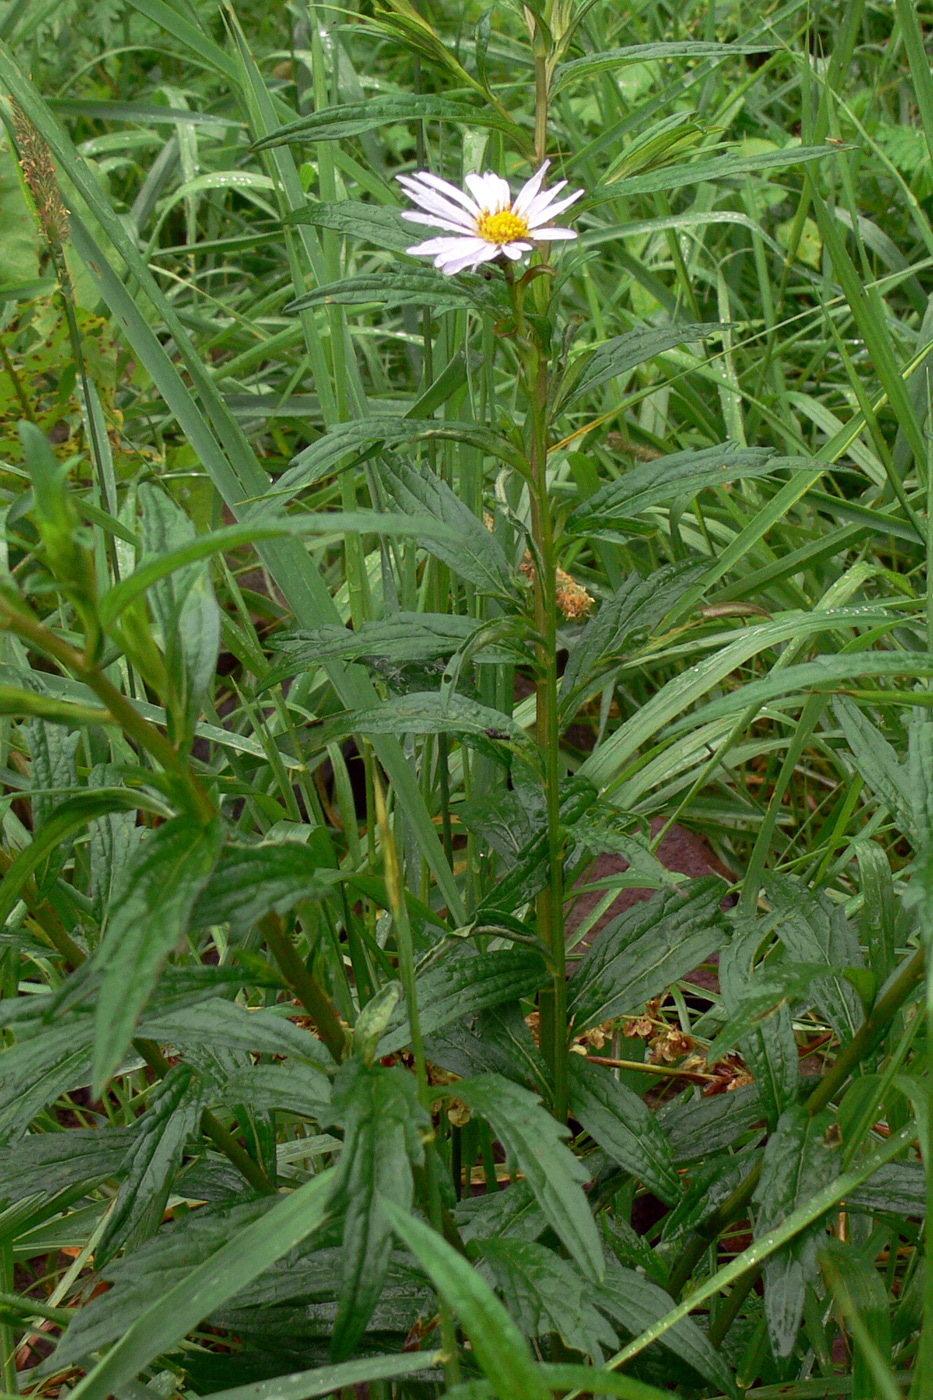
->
[527,345,567,1121]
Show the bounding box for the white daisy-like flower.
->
[397,160,583,276]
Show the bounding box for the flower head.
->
[398,160,582,276]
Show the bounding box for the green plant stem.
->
[668,945,926,1299]
[526,341,567,1122]
[259,912,348,1063]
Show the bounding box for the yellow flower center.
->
[477,207,530,244]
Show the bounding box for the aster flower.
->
[397,160,583,276]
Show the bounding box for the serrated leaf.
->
[380,455,516,596]
[87,764,141,919]
[261,613,489,690]
[255,417,523,508]
[596,1259,736,1396]
[562,323,721,406]
[26,716,81,892]
[379,945,547,1056]
[658,1083,764,1162]
[567,1055,680,1204]
[476,1239,617,1361]
[568,878,727,1034]
[323,691,536,765]
[91,814,223,1091]
[454,1074,603,1279]
[210,1061,331,1122]
[765,875,864,1042]
[425,1000,549,1095]
[835,696,914,838]
[0,1018,94,1139]
[455,1179,547,1244]
[96,1064,206,1265]
[382,1198,552,1400]
[753,1104,843,1359]
[560,563,703,714]
[0,1126,135,1204]
[140,998,332,1067]
[329,1060,429,1361]
[63,1171,335,1400]
[567,444,810,525]
[254,95,522,145]
[190,833,340,932]
[843,1159,926,1216]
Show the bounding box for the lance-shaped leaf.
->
[190,832,340,932]
[383,1198,552,1400]
[568,878,728,1035]
[141,997,332,1067]
[254,417,523,507]
[328,1060,429,1361]
[96,1063,206,1265]
[380,455,516,596]
[560,563,703,715]
[287,267,495,314]
[560,323,721,406]
[553,40,772,91]
[566,444,811,527]
[322,691,537,766]
[453,1074,603,1279]
[596,1260,736,1396]
[0,1126,135,1203]
[765,874,864,1043]
[261,613,493,690]
[753,1104,843,1359]
[254,95,522,145]
[61,1170,335,1400]
[0,1018,94,1139]
[379,945,547,1056]
[92,815,223,1091]
[476,1239,617,1361]
[588,143,838,204]
[568,1055,680,1205]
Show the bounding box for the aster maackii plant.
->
[398,157,583,1118]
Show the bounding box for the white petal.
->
[522,180,568,220]
[529,227,577,241]
[437,241,501,275]
[465,170,511,211]
[406,235,473,256]
[405,170,482,218]
[527,187,585,226]
[396,175,478,228]
[499,242,530,260]
[512,161,551,217]
[401,210,479,234]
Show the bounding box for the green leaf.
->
[380,455,516,596]
[589,143,838,203]
[476,1239,617,1361]
[382,1197,552,1400]
[286,267,490,314]
[65,1170,335,1400]
[140,998,332,1067]
[96,1064,205,1265]
[323,691,537,765]
[379,946,547,1056]
[91,815,223,1091]
[753,1104,843,1359]
[139,482,220,737]
[718,924,799,1126]
[659,1082,764,1163]
[0,1017,94,1139]
[553,40,772,91]
[190,1351,444,1400]
[210,1061,331,1122]
[560,564,703,715]
[190,834,341,932]
[255,95,522,145]
[567,1055,681,1205]
[596,1260,736,1396]
[254,417,523,507]
[261,614,489,689]
[561,323,721,406]
[568,878,728,1034]
[0,1126,134,1204]
[765,875,864,1043]
[329,1060,429,1360]
[566,444,812,525]
[835,696,915,838]
[454,1074,604,1279]
[821,1239,895,1400]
